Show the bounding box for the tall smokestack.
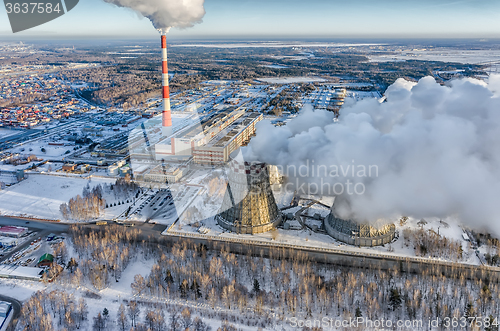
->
[161,35,172,137]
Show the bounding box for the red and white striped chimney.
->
[161,35,172,136]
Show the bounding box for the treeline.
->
[62,65,160,108]
[60,184,105,221]
[266,87,301,115]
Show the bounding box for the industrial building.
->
[82,125,104,135]
[0,264,43,281]
[324,201,395,247]
[0,226,28,238]
[0,301,12,330]
[155,107,245,160]
[155,109,262,164]
[0,237,18,248]
[216,159,282,234]
[134,164,184,183]
[193,112,263,164]
[96,133,129,156]
[311,88,347,115]
[0,301,12,318]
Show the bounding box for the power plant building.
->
[324,207,396,247]
[193,112,262,164]
[155,109,262,163]
[216,159,282,234]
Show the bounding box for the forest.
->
[15,224,500,331]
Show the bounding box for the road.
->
[0,217,69,264]
[0,217,69,232]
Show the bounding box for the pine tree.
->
[180,279,189,299]
[389,288,402,311]
[355,306,362,318]
[165,270,174,284]
[191,279,201,299]
[253,279,261,293]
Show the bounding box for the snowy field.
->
[257,76,327,84]
[368,49,500,64]
[9,142,73,158]
[0,174,122,220]
[172,42,381,48]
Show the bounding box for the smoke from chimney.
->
[102,0,205,33]
[244,75,500,236]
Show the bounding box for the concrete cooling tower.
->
[324,198,396,247]
[215,159,282,234]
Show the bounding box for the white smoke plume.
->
[103,0,205,33]
[244,75,500,234]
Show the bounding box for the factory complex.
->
[129,36,396,247]
[154,108,263,164]
[0,36,395,250]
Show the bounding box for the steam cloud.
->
[244,75,500,234]
[103,0,205,33]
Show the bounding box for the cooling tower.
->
[216,159,282,234]
[324,199,396,247]
[161,35,172,137]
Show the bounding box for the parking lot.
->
[0,223,65,267]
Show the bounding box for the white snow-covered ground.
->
[368,49,500,64]
[257,77,327,84]
[0,278,45,301]
[0,174,123,220]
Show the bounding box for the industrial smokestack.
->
[161,35,172,137]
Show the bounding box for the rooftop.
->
[0,264,43,280]
[0,226,27,235]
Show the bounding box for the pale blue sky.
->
[1,0,500,39]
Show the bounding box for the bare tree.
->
[169,311,181,331]
[117,303,128,331]
[131,274,146,295]
[92,312,106,331]
[128,300,140,327]
[180,307,193,330]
